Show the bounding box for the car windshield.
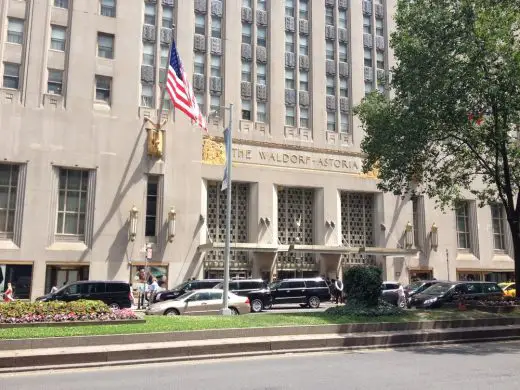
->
[421,283,454,295]
[269,282,281,289]
[171,282,189,291]
[174,291,194,301]
[406,281,424,291]
[213,282,223,289]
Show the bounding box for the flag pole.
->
[157,31,175,125]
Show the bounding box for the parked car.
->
[404,280,445,299]
[499,282,516,299]
[145,289,250,316]
[213,279,271,313]
[36,280,133,309]
[381,281,405,307]
[153,279,223,303]
[408,281,504,309]
[268,278,331,308]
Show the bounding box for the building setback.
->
[0,0,514,300]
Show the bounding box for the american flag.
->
[166,39,207,132]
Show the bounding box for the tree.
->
[355,0,520,290]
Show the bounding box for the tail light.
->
[245,297,250,305]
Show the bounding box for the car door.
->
[58,283,85,302]
[84,282,106,303]
[272,281,293,304]
[283,281,306,303]
[206,291,224,314]
[183,291,213,315]
[465,283,482,301]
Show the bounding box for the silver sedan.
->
[145,289,250,316]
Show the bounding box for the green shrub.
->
[325,300,406,317]
[343,265,382,307]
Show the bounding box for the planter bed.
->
[0,318,145,329]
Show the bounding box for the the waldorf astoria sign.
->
[202,138,377,177]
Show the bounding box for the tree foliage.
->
[355,0,520,286]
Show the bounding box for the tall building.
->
[0,0,514,300]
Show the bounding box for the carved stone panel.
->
[211,0,223,17]
[338,0,348,9]
[241,7,253,23]
[193,74,205,91]
[162,0,174,6]
[364,67,374,81]
[362,1,373,15]
[299,91,309,107]
[142,25,156,41]
[363,33,373,48]
[285,89,297,105]
[194,34,206,52]
[338,28,348,43]
[339,62,349,77]
[325,25,336,41]
[141,65,155,82]
[326,95,336,111]
[256,46,267,63]
[375,4,384,18]
[285,16,295,32]
[257,10,268,26]
[325,0,335,7]
[340,97,349,113]
[299,55,310,70]
[285,52,296,68]
[326,131,337,145]
[210,77,222,94]
[194,0,207,13]
[341,192,375,264]
[211,37,222,55]
[256,85,267,101]
[160,28,173,44]
[376,36,385,50]
[377,69,386,82]
[326,60,336,75]
[241,82,252,98]
[299,19,309,35]
[241,43,252,60]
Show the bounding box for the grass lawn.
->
[1,309,518,340]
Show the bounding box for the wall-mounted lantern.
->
[430,223,439,251]
[260,217,271,227]
[168,207,177,243]
[325,220,336,230]
[129,206,139,242]
[404,221,413,249]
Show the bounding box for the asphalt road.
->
[2,341,520,390]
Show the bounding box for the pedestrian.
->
[50,285,59,294]
[330,279,336,302]
[3,282,14,302]
[334,279,344,304]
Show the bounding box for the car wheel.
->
[109,303,120,310]
[250,299,263,313]
[308,296,320,309]
[399,300,406,308]
[164,308,179,316]
[229,307,239,315]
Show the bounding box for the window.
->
[364,82,373,95]
[491,204,506,250]
[377,51,385,69]
[0,264,33,299]
[285,106,295,126]
[340,113,348,133]
[364,48,372,67]
[163,6,174,28]
[144,2,156,25]
[285,69,295,89]
[299,71,308,91]
[210,95,220,112]
[378,83,385,93]
[145,175,159,237]
[456,201,471,249]
[327,111,336,131]
[2,63,20,89]
[194,53,205,74]
[97,33,114,59]
[325,7,334,25]
[257,27,267,47]
[100,0,116,17]
[243,0,252,7]
[257,0,267,11]
[141,83,154,107]
[211,17,222,38]
[242,99,251,120]
[95,75,111,103]
[376,19,384,36]
[160,45,169,67]
[257,63,267,85]
[241,62,251,82]
[299,0,308,20]
[339,43,348,62]
[326,76,335,95]
[51,25,67,51]
[242,23,252,44]
[285,33,295,53]
[7,18,24,44]
[54,0,69,8]
[338,10,347,29]
[195,14,206,35]
[47,69,63,95]
[299,35,309,55]
[300,107,309,128]
[363,16,372,34]
[340,78,348,97]
[0,164,19,238]
[257,102,267,122]
[211,56,221,77]
[142,43,155,66]
[196,94,205,114]
[326,41,335,60]
[285,0,295,17]
[56,169,89,237]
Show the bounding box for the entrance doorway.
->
[45,265,89,294]
[409,270,433,281]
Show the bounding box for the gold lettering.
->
[334,159,341,168]
[246,150,252,160]
[290,155,298,164]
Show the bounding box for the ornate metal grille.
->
[341,192,376,265]
[205,182,250,272]
[277,187,316,272]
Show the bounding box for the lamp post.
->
[208,103,234,316]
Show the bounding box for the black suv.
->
[153,279,222,303]
[214,279,271,313]
[36,281,133,309]
[269,278,331,308]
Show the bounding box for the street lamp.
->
[129,206,139,242]
[208,103,234,316]
[167,207,177,243]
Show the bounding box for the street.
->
[2,341,520,389]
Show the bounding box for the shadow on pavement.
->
[401,341,520,356]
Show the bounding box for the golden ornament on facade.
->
[202,137,225,165]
